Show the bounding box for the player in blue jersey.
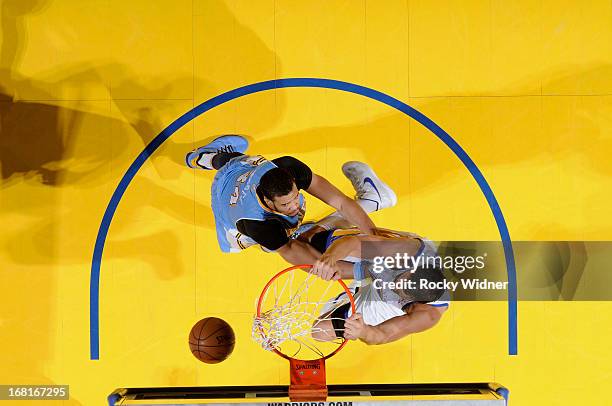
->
[186,135,397,265]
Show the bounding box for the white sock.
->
[355,197,380,213]
[196,152,216,169]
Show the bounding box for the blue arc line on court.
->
[90,78,518,360]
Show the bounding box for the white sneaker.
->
[342,161,397,213]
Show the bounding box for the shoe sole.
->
[186,135,248,169]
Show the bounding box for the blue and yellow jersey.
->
[210,155,305,253]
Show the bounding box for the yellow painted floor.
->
[1,0,612,405]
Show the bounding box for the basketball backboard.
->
[108,383,509,406]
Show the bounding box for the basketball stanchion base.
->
[289,358,328,401]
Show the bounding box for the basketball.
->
[189,317,235,364]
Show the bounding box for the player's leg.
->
[314,161,397,231]
[185,135,249,170]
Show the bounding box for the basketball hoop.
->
[253,264,356,401]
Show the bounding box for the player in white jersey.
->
[295,192,449,345]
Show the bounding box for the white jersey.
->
[321,237,450,326]
[346,280,451,326]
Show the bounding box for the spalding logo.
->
[294,363,320,370]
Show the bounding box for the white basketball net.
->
[252,269,351,360]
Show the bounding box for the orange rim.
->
[256,264,357,360]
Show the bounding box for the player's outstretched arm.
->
[276,239,323,265]
[306,174,376,235]
[345,304,445,345]
[313,233,405,280]
[311,235,361,280]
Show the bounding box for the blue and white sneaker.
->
[185,135,249,169]
[342,161,397,213]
